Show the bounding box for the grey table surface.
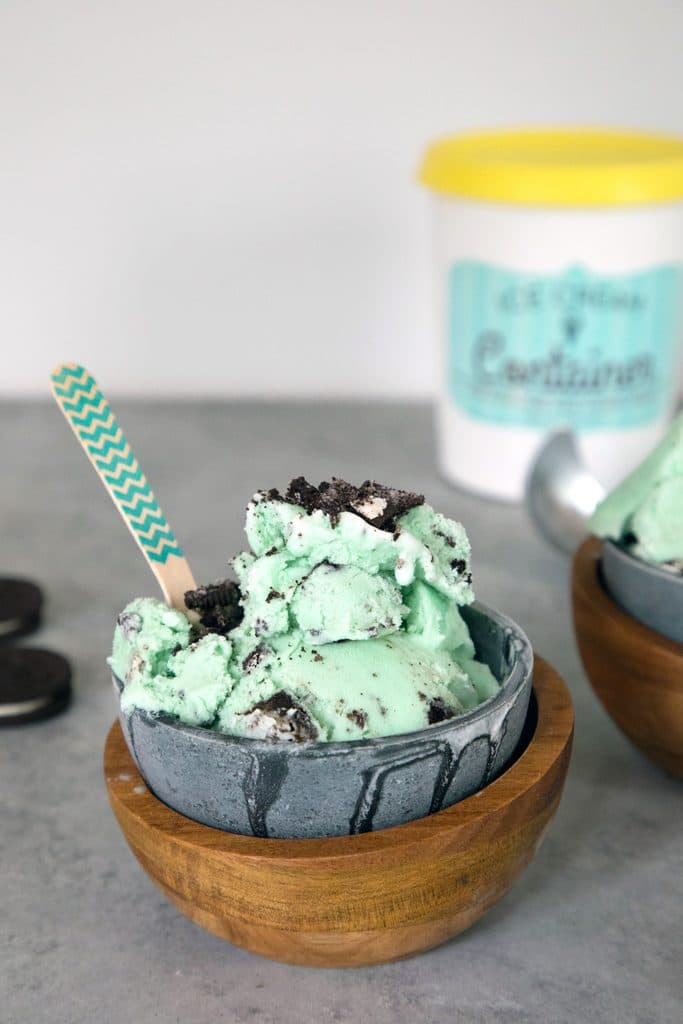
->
[2,400,681,1024]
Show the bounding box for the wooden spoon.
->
[50,363,197,614]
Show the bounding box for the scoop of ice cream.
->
[289,563,405,643]
[589,412,683,564]
[217,632,480,741]
[119,633,234,727]
[110,598,191,684]
[234,485,473,646]
[111,477,499,742]
[403,580,474,655]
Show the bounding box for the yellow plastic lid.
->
[419,128,683,207]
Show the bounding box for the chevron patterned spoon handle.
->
[50,363,197,613]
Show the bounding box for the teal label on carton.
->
[448,262,683,429]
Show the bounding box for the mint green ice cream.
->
[111,478,499,742]
[589,412,683,566]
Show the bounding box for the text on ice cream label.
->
[447,261,683,429]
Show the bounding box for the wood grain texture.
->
[104,656,573,967]
[572,537,683,779]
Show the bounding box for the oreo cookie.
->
[184,579,243,637]
[243,690,319,742]
[0,577,43,642]
[264,477,424,530]
[0,647,72,725]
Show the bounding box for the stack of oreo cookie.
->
[0,577,71,724]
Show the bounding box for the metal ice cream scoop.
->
[526,429,683,644]
[525,430,605,556]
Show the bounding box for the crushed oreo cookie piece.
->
[346,709,368,730]
[184,579,243,636]
[353,480,425,528]
[242,644,269,674]
[116,611,141,640]
[279,476,321,509]
[188,623,211,643]
[128,651,146,683]
[246,690,319,742]
[428,698,455,725]
[184,580,239,611]
[263,477,423,531]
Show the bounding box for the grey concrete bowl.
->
[601,540,683,645]
[111,601,533,840]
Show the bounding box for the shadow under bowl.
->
[112,601,533,839]
[104,655,573,967]
[601,539,683,645]
[572,537,683,779]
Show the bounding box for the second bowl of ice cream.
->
[588,411,683,643]
[574,413,683,777]
[110,478,533,838]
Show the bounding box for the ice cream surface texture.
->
[110,478,499,742]
[589,412,683,566]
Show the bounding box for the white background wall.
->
[2,0,683,397]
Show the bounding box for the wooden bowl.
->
[104,655,572,968]
[572,537,683,779]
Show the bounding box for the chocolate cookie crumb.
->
[242,645,269,673]
[428,698,455,725]
[189,623,211,643]
[116,611,141,640]
[185,580,239,611]
[263,477,424,531]
[184,579,243,636]
[248,691,319,742]
[346,709,368,730]
[266,589,283,603]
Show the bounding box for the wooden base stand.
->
[572,537,683,779]
[104,656,573,967]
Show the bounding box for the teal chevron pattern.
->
[51,364,183,564]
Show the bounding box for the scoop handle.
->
[50,363,196,611]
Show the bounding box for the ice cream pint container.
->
[419,128,683,501]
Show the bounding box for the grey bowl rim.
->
[111,599,533,758]
[601,537,683,585]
